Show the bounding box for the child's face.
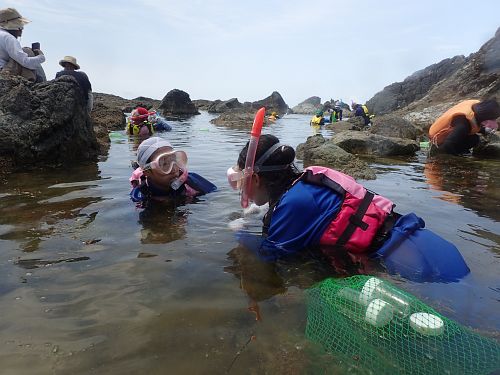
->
[144,147,183,187]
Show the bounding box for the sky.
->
[6,0,500,106]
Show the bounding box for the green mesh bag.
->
[305,276,500,375]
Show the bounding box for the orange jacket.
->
[429,100,481,145]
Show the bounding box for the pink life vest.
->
[302,166,394,253]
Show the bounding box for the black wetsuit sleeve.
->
[441,116,472,155]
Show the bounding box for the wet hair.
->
[237,134,302,204]
[473,99,500,123]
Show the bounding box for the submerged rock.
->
[0,74,98,174]
[332,131,420,156]
[296,135,377,180]
[159,89,200,116]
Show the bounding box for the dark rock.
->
[210,109,259,128]
[192,99,213,111]
[93,93,160,113]
[158,89,200,116]
[473,132,500,158]
[291,96,322,114]
[296,135,376,180]
[332,131,420,156]
[207,98,243,113]
[250,91,288,114]
[370,114,420,140]
[0,74,98,174]
[366,55,467,115]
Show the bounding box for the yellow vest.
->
[126,121,154,136]
[362,105,369,115]
[429,100,480,145]
[310,115,323,125]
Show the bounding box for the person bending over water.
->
[227,133,470,282]
[130,137,216,208]
[429,99,500,155]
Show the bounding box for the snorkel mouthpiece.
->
[241,107,266,208]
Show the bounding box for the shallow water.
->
[0,113,499,374]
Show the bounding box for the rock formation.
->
[158,89,200,116]
[291,96,322,114]
[366,56,466,115]
[0,74,98,175]
[331,131,420,156]
[207,98,243,113]
[296,135,376,180]
[369,114,420,140]
[250,91,288,114]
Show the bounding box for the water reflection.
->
[137,203,188,244]
[0,163,102,253]
[424,155,500,221]
[224,245,386,321]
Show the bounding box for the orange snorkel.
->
[241,107,266,208]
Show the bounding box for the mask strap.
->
[255,143,282,166]
[253,143,291,173]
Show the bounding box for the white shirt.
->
[0,29,45,69]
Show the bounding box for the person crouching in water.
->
[130,137,216,207]
[126,107,155,137]
[227,134,470,283]
[429,98,500,155]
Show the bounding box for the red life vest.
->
[301,166,395,253]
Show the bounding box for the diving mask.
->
[227,166,244,190]
[142,150,188,175]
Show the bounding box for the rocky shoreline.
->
[0,28,498,177]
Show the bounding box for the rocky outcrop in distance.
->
[291,96,322,114]
[0,74,98,175]
[159,89,200,116]
[209,91,288,126]
[366,56,466,115]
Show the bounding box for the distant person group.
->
[0,8,93,112]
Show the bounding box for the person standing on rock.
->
[55,56,93,113]
[0,8,46,82]
[227,132,470,283]
[429,99,500,155]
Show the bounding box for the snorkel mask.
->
[143,150,189,190]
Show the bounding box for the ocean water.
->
[0,112,498,374]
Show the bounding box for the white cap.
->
[359,277,383,305]
[409,313,444,336]
[365,298,394,327]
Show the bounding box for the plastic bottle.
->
[359,277,412,318]
[335,287,394,328]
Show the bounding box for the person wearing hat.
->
[129,137,216,207]
[56,56,93,113]
[0,8,46,82]
[429,98,500,155]
[126,107,155,136]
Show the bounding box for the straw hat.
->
[59,56,80,70]
[0,8,30,30]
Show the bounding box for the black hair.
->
[473,99,500,123]
[237,134,302,205]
